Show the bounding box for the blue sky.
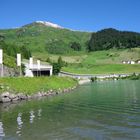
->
[0,0,140,32]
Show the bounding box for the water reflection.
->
[16,113,23,136]
[38,109,42,119]
[30,110,35,124]
[131,82,137,103]
[0,121,5,138]
[16,109,42,137]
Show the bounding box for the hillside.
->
[62,48,140,74]
[0,22,140,75]
[1,24,140,56]
[88,28,140,51]
[0,21,91,54]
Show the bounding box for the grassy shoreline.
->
[0,76,78,95]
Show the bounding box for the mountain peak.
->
[35,21,63,29]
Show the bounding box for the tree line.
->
[87,28,140,51]
[0,35,31,59]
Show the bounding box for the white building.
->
[122,60,136,64]
[24,62,53,77]
[122,61,127,64]
[130,61,135,64]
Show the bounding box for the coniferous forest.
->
[88,28,140,51]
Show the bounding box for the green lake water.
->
[0,80,140,140]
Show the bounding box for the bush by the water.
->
[91,77,97,82]
[121,73,140,80]
[128,73,140,80]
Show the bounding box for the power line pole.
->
[0,49,3,77]
[17,53,22,76]
[37,60,40,77]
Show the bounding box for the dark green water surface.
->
[0,80,140,140]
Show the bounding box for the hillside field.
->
[33,48,140,74]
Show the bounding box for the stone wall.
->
[0,86,77,103]
[0,65,19,77]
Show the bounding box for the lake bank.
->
[60,71,140,80]
[0,77,78,103]
[1,73,139,103]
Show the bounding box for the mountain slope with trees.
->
[88,28,140,51]
[0,23,140,75]
[0,32,31,73]
[0,22,91,54]
[1,23,140,56]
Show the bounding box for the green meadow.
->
[62,64,140,74]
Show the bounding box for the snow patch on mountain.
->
[35,21,63,29]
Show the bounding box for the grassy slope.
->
[63,64,140,74]
[3,54,17,68]
[0,24,91,52]
[0,76,77,94]
[33,48,140,63]
[33,51,87,63]
[61,48,140,74]
[0,23,90,69]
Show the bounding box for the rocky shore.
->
[0,86,77,103]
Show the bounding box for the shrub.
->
[91,77,97,82]
[70,42,81,51]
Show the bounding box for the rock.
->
[1,92,10,97]
[17,94,22,100]
[21,95,28,100]
[0,92,11,103]
[0,85,78,103]
[0,96,11,103]
[50,89,53,93]
[32,93,41,98]
[9,94,16,99]
[27,95,31,99]
[8,94,19,102]
[47,91,51,94]
[41,92,47,96]
[63,89,69,92]
[47,92,51,96]
[17,94,28,100]
[37,92,42,97]
[2,65,19,77]
[12,97,19,101]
